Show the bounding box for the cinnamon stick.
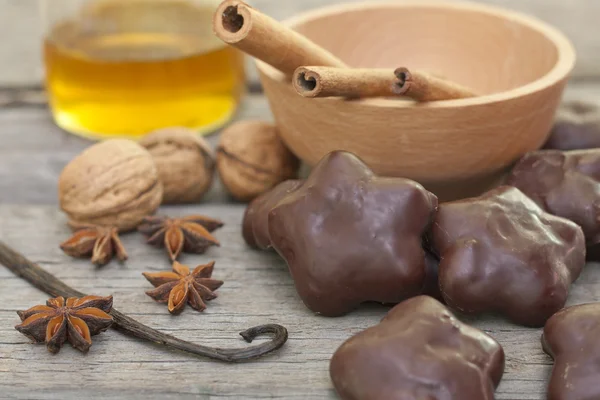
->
[213,0,347,76]
[293,67,395,98]
[292,66,477,101]
[393,67,476,101]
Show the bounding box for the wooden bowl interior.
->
[292,4,559,95]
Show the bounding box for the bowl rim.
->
[255,0,576,109]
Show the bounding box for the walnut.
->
[216,121,299,201]
[140,128,215,204]
[58,139,163,232]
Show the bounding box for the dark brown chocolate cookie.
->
[430,186,585,327]
[542,303,600,400]
[242,179,303,249]
[544,101,600,151]
[330,295,505,400]
[422,251,443,301]
[266,151,438,316]
[507,149,600,244]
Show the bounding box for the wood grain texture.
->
[1,204,600,400]
[0,83,598,205]
[258,1,577,200]
[0,0,599,87]
[0,83,600,399]
[0,94,272,205]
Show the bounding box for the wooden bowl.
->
[255,1,575,199]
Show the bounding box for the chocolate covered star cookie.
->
[330,296,505,400]
[507,149,600,245]
[543,303,600,400]
[430,186,585,327]
[265,151,439,316]
[242,180,303,250]
[544,101,600,151]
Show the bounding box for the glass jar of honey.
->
[41,0,245,139]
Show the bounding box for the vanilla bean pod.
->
[0,240,288,362]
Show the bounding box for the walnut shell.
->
[217,121,299,201]
[58,139,163,231]
[140,128,215,204]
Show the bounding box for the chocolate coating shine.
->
[330,296,505,400]
[422,252,443,301]
[544,101,600,151]
[242,180,303,249]
[507,149,600,244]
[542,303,600,400]
[431,186,585,327]
[264,151,438,316]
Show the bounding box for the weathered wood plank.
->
[0,0,599,86]
[0,82,599,206]
[0,204,599,399]
[0,94,272,205]
[1,81,600,399]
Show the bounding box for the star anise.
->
[60,225,127,266]
[15,295,113,353]
[138,215,223,261]
[143,261,223,314]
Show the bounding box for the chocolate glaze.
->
[252,151,438,316]
[422,251,443,301]
[430,186,585,327]
[507,149,600,245]
[544,102,600,151]
[330,295,505,400]
[242,180,303,249]
[542,303,600,400]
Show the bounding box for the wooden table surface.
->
[1,83,600,400]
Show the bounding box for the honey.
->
[44,0,245,139]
